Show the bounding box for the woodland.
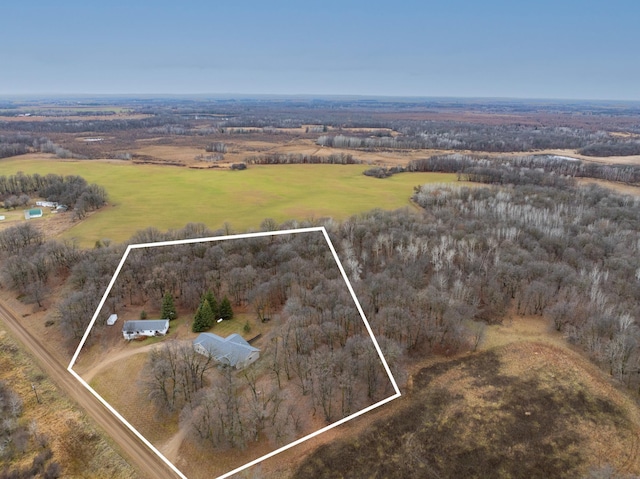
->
[1,96,640,477]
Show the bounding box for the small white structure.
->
[36,201,58,208]
[106,314,118,326]
[0,215,5,221]
[193,333,260,370]
[122,319,169,341]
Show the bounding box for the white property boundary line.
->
[68,226,402,479]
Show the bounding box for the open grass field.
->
[0,154,457,246]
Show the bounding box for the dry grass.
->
[90,352,179,445]
[286,315,640,479]
[133,145,210,163]
[0,321,139,478]
[577,178,640,196]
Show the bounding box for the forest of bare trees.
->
[364,153,640,185]
[2,155,640,459]
[93,231,394,450]
[3,170,640,393]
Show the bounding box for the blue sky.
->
[1,0,638,100]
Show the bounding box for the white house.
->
[122,319,169,340]
[36,201,58,208]
[193,333,260,369]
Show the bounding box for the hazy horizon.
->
[2,93,640,105]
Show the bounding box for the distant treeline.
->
[578,140,640,157]
[244,152,360,165]
[0,134,80,159]
[317,124,602,152]
[0,109,117,117]
[365,154,640,185]
[0,135,35,159]
[0,115,184,134]
[318,125,640,156]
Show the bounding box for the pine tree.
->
[219,296,234,321]
[161,292,177,321]
[203,290,218,319]
[192,299,214,332]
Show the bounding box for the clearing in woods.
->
[288,315,640,479]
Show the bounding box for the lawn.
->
[0,156,457,246]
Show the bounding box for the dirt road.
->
[0,300,180,479]
[78,341,165,383]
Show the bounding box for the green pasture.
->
[0,157,456,246]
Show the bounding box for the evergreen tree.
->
[203,290,218,319]
[219,296,234,321]
[192,299,214,332]
[161,292,177,321]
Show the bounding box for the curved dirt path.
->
[0,300,180,479]
[158,427,187,465]
[79,342,163,383]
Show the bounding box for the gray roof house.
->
[122,319,169,340]
[193,333,260,369]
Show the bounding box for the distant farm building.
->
[36,201,58,208]
[107,314,118,326]
[122,319,169,340]
[0,215,4,221]
[24,208,43,219]
[193,333,260,369]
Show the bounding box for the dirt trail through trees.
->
[0,300,180,479]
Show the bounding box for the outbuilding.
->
[24,208,43,219]
[193,333,260,369]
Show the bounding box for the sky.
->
[1,0,639,100]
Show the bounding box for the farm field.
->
[0,154,457,246]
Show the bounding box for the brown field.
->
[577,178,640,196]
[128,136,465,169]
[285,314,640,478]
[120,135,640,169]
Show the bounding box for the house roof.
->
[193,333,259,367]
[122,319,169,333]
